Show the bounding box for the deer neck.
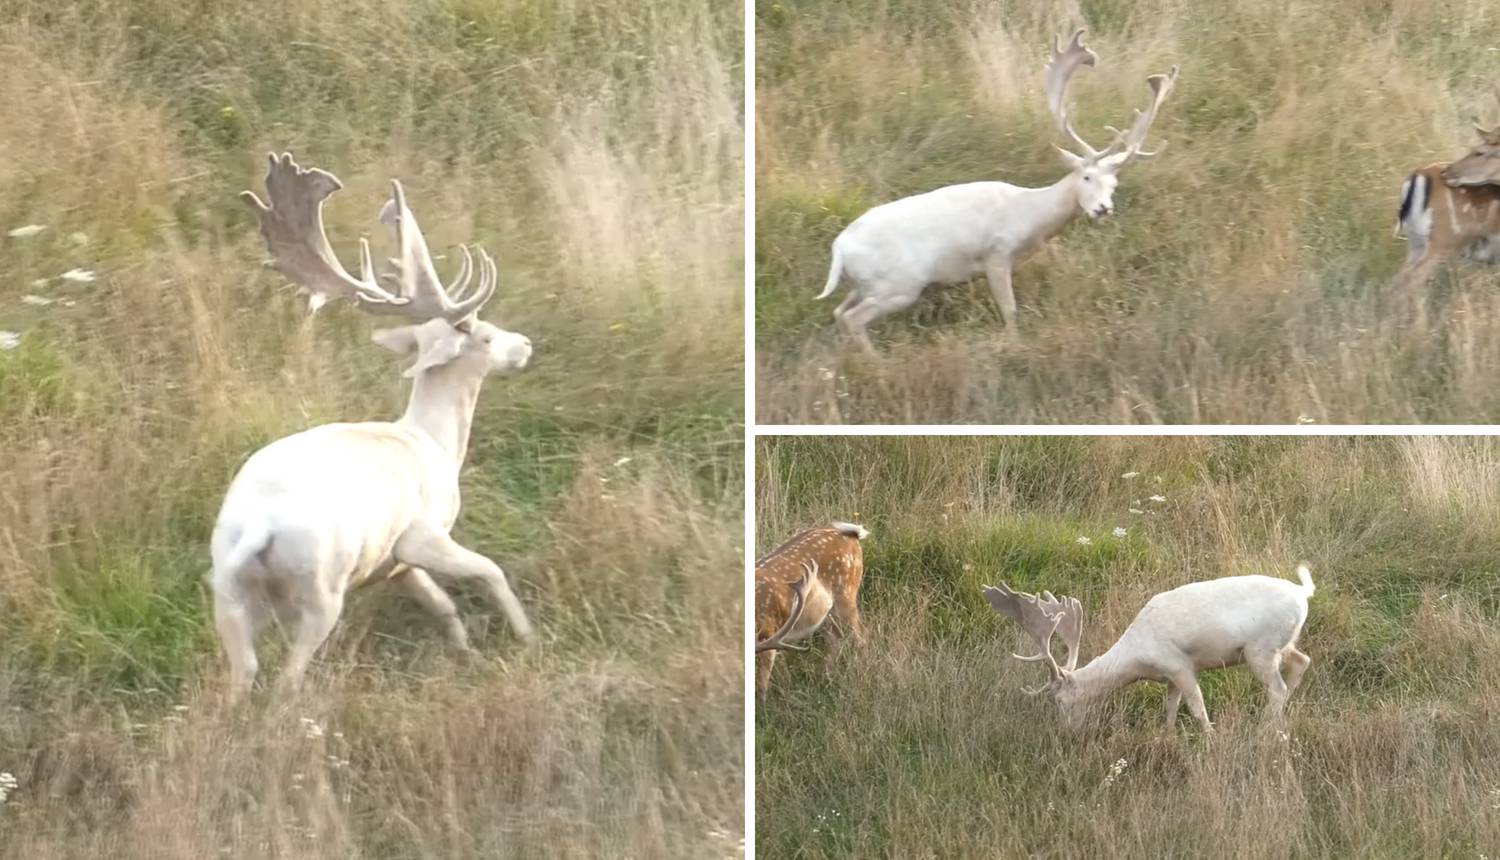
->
[1019,174,1085,244]
[1069,638,1147,701]
[399,365,486,465]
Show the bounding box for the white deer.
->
[817,30,1178,346]
[211,153,536,703]
[982,565,1316,732]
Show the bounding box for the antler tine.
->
[757,561,819,653]
[365,179,498,325]
[238,152,403,314]
[1044,28,1103,158]
[982,583,1067,681]
[1109,66,1179,165]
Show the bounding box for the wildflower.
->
[0,332,21,351]
[1296,415,1316,425]
[1102,757,1128,787]
[1076,536,1092,546]
[1113,527,1127,538]
[1128,508,1144,515]
[300,717,324,740]
[7,225,45,238]
[60,268,96,283]
[173,704,189,713]
[1120,471,1140,479]
[220,105,236,119]
[612,456,632,468]
[817,367,835,381]
[1149,494,1166,503]
[0,772,16,804]
[20,295,53,306]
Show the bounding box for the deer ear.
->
[372,326,418,355]
[403,327,467,378]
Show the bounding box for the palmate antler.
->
[239,152,497,325]
[981,582,1085,692]
[1044,29,1178,165]
[757,561,820,653]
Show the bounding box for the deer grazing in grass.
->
[755,522,868,696]
[1394,89,1500,291]
[982,565,1316,732]
[816,30,1178,346]
[210,153,535,703]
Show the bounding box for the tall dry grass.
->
[0,1,744,856]
[756,436,1500,857]
[755,0,1500,423]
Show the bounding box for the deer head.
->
[1045,29,1179,219]
[1444,87,1500,188]
[756,561,821,653]
[239,152,532,380]
[982,582,1091,728]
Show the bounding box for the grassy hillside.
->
[756,436,1500,857]
[0,1,744,856]
[755,0,1500,423]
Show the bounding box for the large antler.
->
[757,562,819,653]
[1102,65,1180,165]
[981,583,1084,691]
[239,152,497,324]
[238,153,397,313]
[1045,29,1104,158]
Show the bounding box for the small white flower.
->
[300,717,324,740]
[60,268,96,283]
[1075,536,1092,546]
[0,771,16,804]
[1113,527,1127,538]
[1128,508,1144,515]
[1296,415,1316,425]
[21,295,53,306]
[0,331,21,351]
[1149,494,1166,503]
[8,224,46,238]
[612,456,632,468]
[173,704,189,713]
[817,367,835,381]
[30,278,48,288]
[1121,471,1140,479]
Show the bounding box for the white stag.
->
[982,565,1315,732]
[817,30,1178,345]
[211,153,536,702]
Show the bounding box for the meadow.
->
[0,1,744,856]
[755,0,1500,423]
[756,436,1500,858]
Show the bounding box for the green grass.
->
[756,436,1500,858]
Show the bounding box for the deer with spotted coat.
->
[754,522,869,696]
[1395,88,1500,291]
[817,30,1179,346]
[983,564,1316,732]
[210,153,536,703]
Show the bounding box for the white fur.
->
[210,317,534,702]
[1005,566,1315,732]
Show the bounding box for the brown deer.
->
[1394,90,1500,291]
[754,522,868,696]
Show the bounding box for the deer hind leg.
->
[1281,645,1311,698]
[276,586,345,695]
[213,586,259,705]
[839,284,920,349]
[394,566,473,652]
[1246,648,1291,720]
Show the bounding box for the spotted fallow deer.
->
[211,153,535,703]
[983,565,1315,733]
[817,30,1178,346]
[754,522,868,696]
[1394,90,1500,291]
